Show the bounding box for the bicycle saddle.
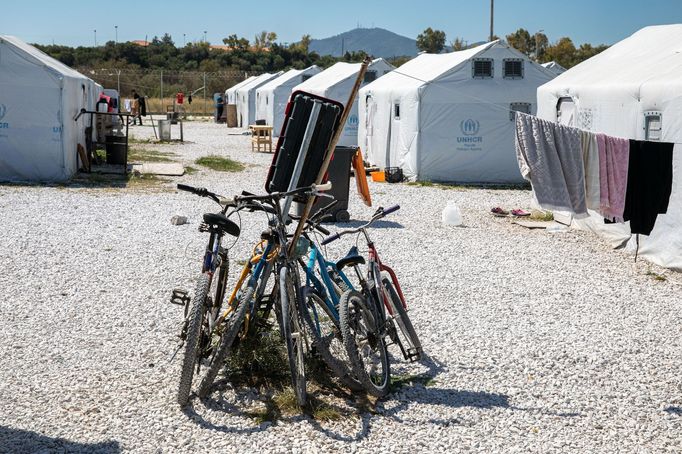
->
[203,213,240,237]
[336,246,366,270]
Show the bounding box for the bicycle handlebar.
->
[320,204,401,245]
[177,183,221,205]
[234,182,332,204]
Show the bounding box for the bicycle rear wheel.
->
[299,289,363,391]
[382,273,422,362]
[280,265,307,407]
[339,289,390,397]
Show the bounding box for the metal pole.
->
[289,57,371,254]
[489,0,494,41]
[115,25,118,44]
[203,72,207,117]
[94,29,97,47]
[160,70,164,113]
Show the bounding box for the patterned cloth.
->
[598,134,630,221]
[515,113,587,215]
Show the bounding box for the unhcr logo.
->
[460,118,480,136]
[0,104,8,129]
[347,114,359,126]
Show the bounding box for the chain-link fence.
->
[80,68,263,115]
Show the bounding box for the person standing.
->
[131,90,142,126]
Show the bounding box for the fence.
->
[81,68,262,115]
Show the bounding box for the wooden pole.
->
[288,56,372,254]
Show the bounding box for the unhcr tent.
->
[225,76,256,105]
[0,35,101,182]
[537,24,682,271]
[255,66,322,136]
[359,41,556,183]
[541,61,566,75]
[292,58,395,147]
[236,72,282,127]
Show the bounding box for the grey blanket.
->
[515,113,587,215]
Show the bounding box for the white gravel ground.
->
[1,120,681,453]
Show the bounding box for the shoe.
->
[511,209,531,217]
[491,207,509,217]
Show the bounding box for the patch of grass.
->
[310,400,343,421]
[196,155,245,172]
[184,166,199,175]
[646,269,667,281]
[529,210,554,221]
[407,180,436,187]
[390,373,436,391]
[128,147,177,163]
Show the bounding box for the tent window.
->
[394,103,400,120]
[645,112,662,141]
[503,59,524,79]
[301,74,313,82]
[364,71,377,83]
[472,58,493,78]
[509,102,531,121]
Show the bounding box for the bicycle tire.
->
[280,265,307,407]
[177,273,211,407]
[299,290,363,391]
[196,283,251,398]
[382,273,422,362]
[339,289,390,397]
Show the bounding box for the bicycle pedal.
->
[170,288,190,306]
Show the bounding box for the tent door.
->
[557,97,576,126]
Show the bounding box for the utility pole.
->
[160,70,164,113]
[94,29,97,47]
[115,25,118,44]
[535,29,544,61]
[183,33,186,46]
[203,72,207,117]
[203,30,207,43]
[489,0,494,42]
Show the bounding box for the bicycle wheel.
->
[196,280,251,398]
[339,289,390,397]
[382,273,422,362]
[298,289,363,391]
[177,273,211,407]
[280,265,307,407]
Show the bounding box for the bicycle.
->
[322,205,423,395]
[171,184,241,407]
[195,182,332,407]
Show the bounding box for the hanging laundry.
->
[580,130,600,211]
[598,134,630,221]
[515,113,587,215]
[622,140,674,235]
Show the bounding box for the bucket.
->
[370,171,385,182]
[105,135,127,165]
[158,119,171,141]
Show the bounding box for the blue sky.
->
[2,0,681,47]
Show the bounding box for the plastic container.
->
[158,119,171,141]
[105,134,127,165]
[371,171,386,182]
[441,201,463,226]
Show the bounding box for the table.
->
[249,125,273,153]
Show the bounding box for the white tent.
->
[255,66,322,136]
[359,41,556,183]
[0,35,101,182]
[292,58,395,147]
[236,72,282,127]
[541,61,566,75]
[537,24,682,271]
[225,76,256,105]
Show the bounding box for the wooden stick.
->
[288,56,372,254]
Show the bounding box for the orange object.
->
[370,170,386,182]
[352,148,372,206]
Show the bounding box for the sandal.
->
[511,209,531,217]
[491,207,509,217]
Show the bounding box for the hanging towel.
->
[598,134,630,221]
[622,140,674,235]
[515,113,586,215]
[580,130,600,211]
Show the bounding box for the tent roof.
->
[226,75,257,94]
[294,58,392,92]
[236,73,276,94]
[258,66,318,92]
[0,35,91,81]
[539,25,682,90]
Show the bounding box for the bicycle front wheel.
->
[280,265,307,407]
[339,289,390,397]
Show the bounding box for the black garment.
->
[622,139,674,235]
[139,96,147,116]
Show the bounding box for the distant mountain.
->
[309,28,418,58]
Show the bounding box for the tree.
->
[544,37,576,68]
[534,32,549,61]
[450,37,466,51]
[416,27,446,53]
[254,31,277,50]
[506,28,533,55]
[574,43,608,65]
[223,34,250,50]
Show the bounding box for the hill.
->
[309,27,418,58]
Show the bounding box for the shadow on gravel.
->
[665,406,682,416]
[0,426,120,453]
